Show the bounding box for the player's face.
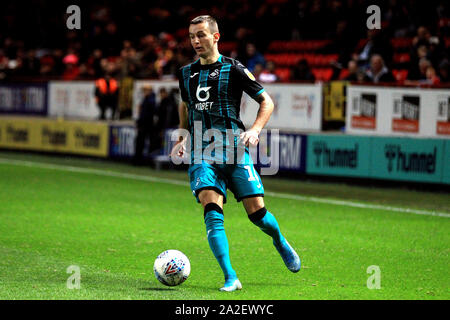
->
[189,22,218,58]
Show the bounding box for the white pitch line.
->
[0,157,449,218]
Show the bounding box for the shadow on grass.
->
[138,287,174,291]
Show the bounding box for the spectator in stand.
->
[39,53,55,76]
[252,63,264,81]
[133,85,158,165]
[102,22,122,57]
[20,49,40,76]
[407,44,428,80]
[405,65,441,86]
[424,66,440,85]
[344,60,359,81]
[0,49,8,79]
[291,58,315,82]
[119,40,141,78]
[91,49,104,78]
[62,54,80,80]
[157,87,179,138]
[353,29,393,69]
[363,54,395,83]
[356,69,366,84]
[407,58,432,81]
[411,26,431,50]
[240,43,266,72]
[52,49,65,75]
[258,61,279,83]
[438,60,450,83]
[427,36,447,69]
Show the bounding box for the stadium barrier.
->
[1,80,449,184]
[0,116,448,184]
[346,85,450,138]
[240,83,323,132]
[0,116,109,157]
[109,123,136,159]
[0,83,48,116]
[323,81,347,122]
[305,134,449,184]
[4,80,448,139]
[48,81,99,119]
[306,134,371,178]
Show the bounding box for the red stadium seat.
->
[391,38,412,50]
[274,68,291,82]
[219,41,237,53]
[338,68,349,80]
[393,53,411,64]
[445,37,450,48]
[264,53,304,67]
[311,68,333,81]
[355,39,368,52]
[439,18,450,28]
[392,69,409,82]
[267,40,330,53]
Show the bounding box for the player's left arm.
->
[240,91,274,146]
[233,62,274,146]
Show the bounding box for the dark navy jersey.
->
[177,55,265,163]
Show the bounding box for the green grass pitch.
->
[0,151,448,300]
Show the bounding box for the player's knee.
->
[248,207,267,223]
[198,189,223,207]
[243,196,265,214]
[204,203,224,230]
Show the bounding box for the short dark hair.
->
[190,15,219,34]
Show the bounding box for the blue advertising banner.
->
[370,137,445,183]
[0,83,48,115]
[306,134,371,177]
[250,132,307,174]
[441,139,450,184]
[276,133,307,172]
[109,125,136,158]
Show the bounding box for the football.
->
[153,250,191,286]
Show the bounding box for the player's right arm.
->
[170,100,188,158]
[178,101,188,130]
[171,67,190,158]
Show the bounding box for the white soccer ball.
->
[153,250,191,286]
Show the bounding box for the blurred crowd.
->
[0,0,448,84]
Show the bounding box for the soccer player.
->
[171,15,300,292]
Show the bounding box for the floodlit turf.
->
[0,151,449,300]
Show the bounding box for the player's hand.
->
[240,129,260,146]
[170,138,186,158]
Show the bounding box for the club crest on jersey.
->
[208,69,220,79]
[244,68,256,81]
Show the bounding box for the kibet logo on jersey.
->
[195,85,214,111]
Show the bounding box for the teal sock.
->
[249,207,285,245]
[204,203,237,281]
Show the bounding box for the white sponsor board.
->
[134,81,321,132]
[240,83,323,132]
[347,85,450,138]
[133,80,179,119]
[48,81,99,119]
